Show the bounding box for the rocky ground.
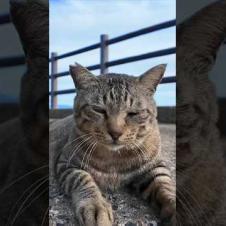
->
[49,124,175,226]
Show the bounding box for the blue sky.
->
[50,0,176,108]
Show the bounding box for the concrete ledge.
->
[49,107,176,124]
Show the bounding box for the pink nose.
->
[108,130,123,141]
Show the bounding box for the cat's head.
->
[70,64,166,151]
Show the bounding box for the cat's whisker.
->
[80,140,96,169]
[67,136,91,161]
[85,142,97,170]
[67,136,93,166]
[41,206,49,226]
[9,178,48,226]
[64,133,93,148]
[14,187,48,225]
[177,188,201,226]
[176,195,197,226]
[130,143,143,165]
[133,142,149,160]
[132,142,147,162]
[176,194,195,226]
[0,164,48,195]
[6,175,48,225]
[177,170,216,196]
[177,171,215,224]
[177,187,208,225]
[139,142,157,159]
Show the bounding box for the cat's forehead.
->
[98,74,136,90]
[96,74,147,101]
[78,74,151,109]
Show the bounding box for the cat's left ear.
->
[139,64,166,92]
[69,63,96,89]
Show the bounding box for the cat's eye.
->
[92,106,107,115]
[128,112,139,117]
[127,110,149,121]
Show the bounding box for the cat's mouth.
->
[109,143,125,151]
[101,141,125,151]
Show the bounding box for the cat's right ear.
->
[69,63,96,89]
[139,64,166,92]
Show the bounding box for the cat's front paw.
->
[76,198,113,226]
[160,199,176,226]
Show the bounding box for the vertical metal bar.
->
[50,52,58,109]
[100,34,109,74]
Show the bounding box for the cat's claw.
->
[76,198,113,226]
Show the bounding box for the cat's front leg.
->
[130,161,176,225]
[56,164,113,226]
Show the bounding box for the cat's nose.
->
[109,130,123,141]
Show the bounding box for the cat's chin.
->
[102,143,125,152]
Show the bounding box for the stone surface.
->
[49,124,175,226]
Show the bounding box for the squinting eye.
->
[128,112,139,116]
[127,112,139,117]
[93,107,107,115]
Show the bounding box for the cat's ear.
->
[69,63,96,89]
[139,64,166,92]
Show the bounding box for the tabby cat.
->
[177,1,226,225]
[52,63,175,226]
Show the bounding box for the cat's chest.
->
[90,167,122,190]
[88,161,144,190]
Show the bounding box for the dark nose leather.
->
[109,130,123,141]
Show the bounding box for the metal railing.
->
[0,13,11,25]
[49,19,176,109]
[0,14,176,108]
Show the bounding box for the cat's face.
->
[70,64,166,151]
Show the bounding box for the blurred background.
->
[0,0,25,122]
[49,0,176,109]
[177,0,226,135]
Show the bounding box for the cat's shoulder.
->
[50,114,74,141]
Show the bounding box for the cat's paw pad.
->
[160,199,176,226]
[76,198,113,226]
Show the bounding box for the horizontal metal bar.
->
[49,76,176,96]
[54,71,69,78]
[51,47,175,78]
[161,76,176,84]
[51,88,76,95]
[52,20,176,61]
[107,20,176,45]
[107,47,175,67]
[55,43,100,60]
[0,55,25,67]
[0,14,11,25]
[50,64,101,78]
[87,64,100,71]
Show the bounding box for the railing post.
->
[100,34,109,74]
[50,52,58,109]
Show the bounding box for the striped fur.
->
[54,64,175,225]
